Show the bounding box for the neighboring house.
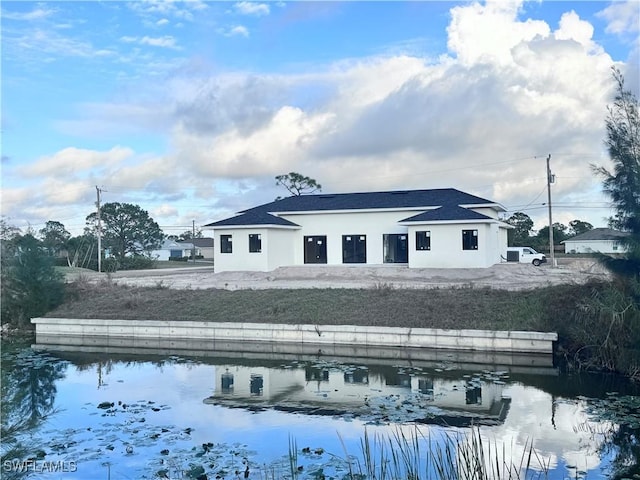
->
[191,237,214,259]
[205,188,512,272]
[562,228,629,254]
[150,240,197,261]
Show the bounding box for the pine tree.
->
[593,68,640,279]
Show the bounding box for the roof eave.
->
[271,206,440,216]
[460,202,508,212]
[398,219,501,226]
[211,224,301,230]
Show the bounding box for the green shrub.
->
[53,257,69,267]
[554,279,640,378]
[1,235,65,327]
[101,257,119,272]
[101,255,156,272]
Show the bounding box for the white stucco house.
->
[562,228,629,254]
[205,188,512,272]
[150,240,196,261]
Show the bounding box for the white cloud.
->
[152,204,179,218]
[156,18,169,27]
[23,146,134,178]
[219,25,250,38]
[140,35,178,48]
[1,7,56,21]
[127,0,207,22]
[56,99,176,137]
[555,11,595,49]
[7,29,97,58]
[447,0,550,66]
[234,2,270,17]
[597,0,640,36]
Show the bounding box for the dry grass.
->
[48,278,592,332]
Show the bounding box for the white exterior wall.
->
[407,223,501,268]
[214,228,268,272]
[266,229,297,270]
[280,210,415,265]
[214,228,297,272]
[564,239,625,254]
[498,224,509,259]
[151,249,170,261]
[150,247,198,261]
[213,209,507,271]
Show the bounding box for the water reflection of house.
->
[204,364,510,425]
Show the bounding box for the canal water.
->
[1,338,639,480]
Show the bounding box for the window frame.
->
[342,234,367,263]
[416,231,431,251]
[383,233,408,263]
[249,233,262,253]
[220,234,233,254]
[462,229,479,250]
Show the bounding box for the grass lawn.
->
[49,279,587,332]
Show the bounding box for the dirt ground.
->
[67,258,610,291]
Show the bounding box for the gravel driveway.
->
[71,258,610,291]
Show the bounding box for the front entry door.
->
[304,236,327,264]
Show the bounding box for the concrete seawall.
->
[32,318,557,354]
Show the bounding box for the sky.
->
[2,0,639,238]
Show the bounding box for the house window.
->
[221,373,234,393]
[462,230,478,250]
[220,235,233,253]
[250,374,264,396]
[304,236,327,264]
[249,234,262,253]
[383,234,408,263]
[416,231,431,251]
[342,235,366,263]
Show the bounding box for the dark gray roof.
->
[400,205,494,223]
[206,188,502,227]
[207,210,300,227]
[191,238,214,247]
[563,228,629,242]
[247,188,498,213]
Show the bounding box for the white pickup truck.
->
[505,247,547,266]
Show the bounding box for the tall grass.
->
[329,426,549,480]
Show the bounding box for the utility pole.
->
[546,154,556,267]
[96,186,102,273]
[192,219,196,263]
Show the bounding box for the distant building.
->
[562,228,629,254]
[191,237,214,259]
[150,239,196,261]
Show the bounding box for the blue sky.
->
[2,0,639,237]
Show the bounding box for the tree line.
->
[505,212,594,252]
